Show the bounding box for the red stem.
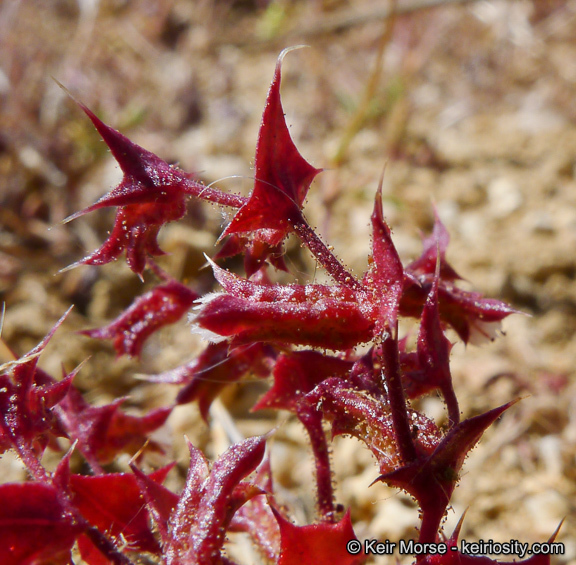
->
[292,218,363,291]
[417,504,446,548]
[181,178,247,208]
[442,382,460,428]
[297,407,336,522]
[16,442,51,483]
[378,332,417,464]
[84,525,136,565]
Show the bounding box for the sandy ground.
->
[1,1,575,563]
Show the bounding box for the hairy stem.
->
[417,504,446,549]
[292,219,362,291]
[84,525,136,565]
[378,332,417,464]
[16,442,51,483]
[442,382,460,428]
[182,178,247,209]
[297,407,336,522]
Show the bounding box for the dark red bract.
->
[80,279,198,357]
[0,310,73,458]
[62,106,206,276]
[222,47,322,243]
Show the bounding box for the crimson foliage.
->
[1,49,551,565]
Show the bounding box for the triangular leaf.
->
[363,184,404,334]
[274,509,366,565]
[223,48,321,239]
[70,466,173,554]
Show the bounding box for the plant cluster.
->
[0,49,560,564]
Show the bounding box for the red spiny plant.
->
[0,48,560,565]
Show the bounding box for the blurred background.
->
[1,0,575,562]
